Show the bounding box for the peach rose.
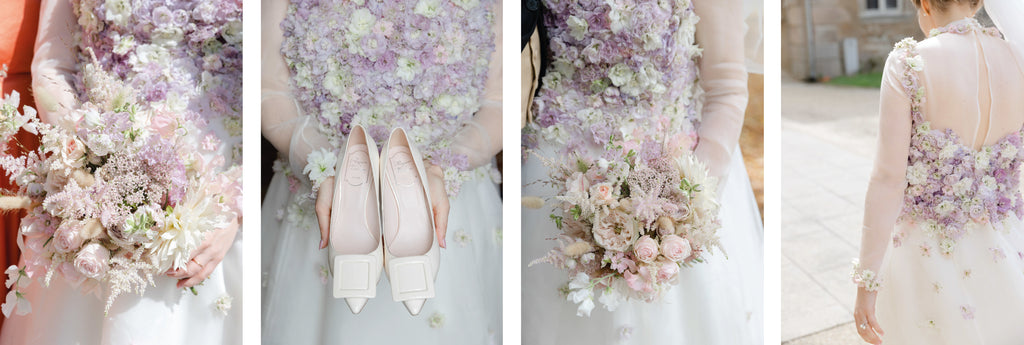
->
[590,182,615,202]
[592,209,639,251]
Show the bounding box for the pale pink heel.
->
[380,128,439,316]
[328,125,383,314]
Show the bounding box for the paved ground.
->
[781,81,880,344]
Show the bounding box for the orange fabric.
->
[0,0,41,326]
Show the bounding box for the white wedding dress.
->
[855,17,1024,343]
[521,0,763,343]
[260,0,503,343]
[0,0,243,344]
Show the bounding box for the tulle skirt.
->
[876,217,1024,344]
[521,144,764,344]
[0,236,243,345]
[261,168,502,344]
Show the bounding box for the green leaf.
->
[570,205,582,220]
[549,214,563,229]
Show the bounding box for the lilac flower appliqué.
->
[526,0,703,154]
[280,0,495,197]
[891,22,1024,254]
[961,305,976,320]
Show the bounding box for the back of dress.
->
[890,19,1024,239]
[855,17,1024,344]
[916,20,1024,149]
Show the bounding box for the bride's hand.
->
[854,287,885,344]
[425,163,450,249]
[313,166,450,250]
[166,217,240,288]
[315,176,335,249]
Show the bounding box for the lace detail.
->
[526,0,703,154]
[928,17,1002,39]
[893,20,1024,248]
[280,0,495,196]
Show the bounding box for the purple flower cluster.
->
[528,0,703,151]
[72,0,243,156]
[93,136,186,231]
[279,0,495,178]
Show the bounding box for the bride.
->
[521,0,763,343]
[853,0,1024,343]
[0,0,243,344]
[260,0,503,343]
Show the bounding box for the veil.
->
[986,0,1024,46]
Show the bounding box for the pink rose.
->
[633,236,659,263]
[590,182,615,202]
[660,235,692,262]
[74,243,110,280]
[54,221,84,253]
[656,260,680,283]
[58,262,86,287]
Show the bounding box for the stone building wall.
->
[781,0,921,80]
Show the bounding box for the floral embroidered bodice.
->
[279,0,495,174]
[528,0,703,153]
[71,0,244,166]
[893,21,1024,243]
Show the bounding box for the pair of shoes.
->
[328,125,439,316]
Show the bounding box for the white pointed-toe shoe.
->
[380,128,439,316]
[329,125,384,314]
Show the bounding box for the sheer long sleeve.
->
[451,0,503,169]
[693,0,748,180]
[32,0,79,127]
[261,0,333,186]
[856,52,913,289]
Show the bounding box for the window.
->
[863,0,902,16]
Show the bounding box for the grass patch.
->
[827,72,883,88]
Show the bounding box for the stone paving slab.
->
[782,82,880,343]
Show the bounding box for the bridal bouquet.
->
[0,82,236,317]
[528,142,722,317]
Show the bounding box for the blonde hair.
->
[911,0,982,11]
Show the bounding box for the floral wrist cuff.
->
[425,147,472,198]
[303,148,338,194]
[851,259,882,291]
